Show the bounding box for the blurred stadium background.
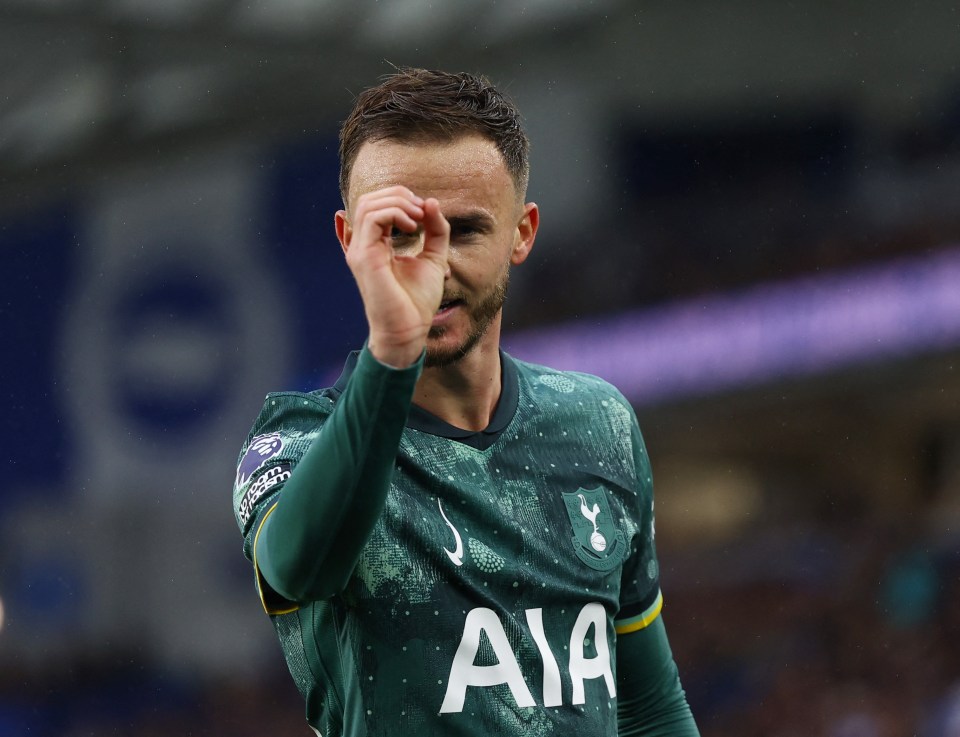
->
[2,0,960,734]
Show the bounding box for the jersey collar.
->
[332,349,519,449]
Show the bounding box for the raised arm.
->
[252,188,450,609]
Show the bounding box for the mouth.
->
[435,298,464,315]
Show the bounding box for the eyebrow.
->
[446,212,495,231]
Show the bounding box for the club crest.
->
[562,488,627,571]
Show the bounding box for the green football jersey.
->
[233,351,662,737]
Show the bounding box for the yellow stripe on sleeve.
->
[615,589,663,635]
[253,501,300,616]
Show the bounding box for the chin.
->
[425,344,470,369]
[425,331,482,369]
[425,303,502,368]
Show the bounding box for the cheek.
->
[448,235,515,282]
[447,245,484,274]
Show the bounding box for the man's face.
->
[344,134,537,367]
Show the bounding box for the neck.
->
[412,329,504,432]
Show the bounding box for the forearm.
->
[617,617,699,736]
[256,346,422,602]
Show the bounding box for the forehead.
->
[347,134,517,214]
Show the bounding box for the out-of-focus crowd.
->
[0,655,305,736]
[668,515,960,737]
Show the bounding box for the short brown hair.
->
[338,67,529,204]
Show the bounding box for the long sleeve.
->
[616,616,700,736]
[253,346,423,608]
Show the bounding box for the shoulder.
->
[251,389,336,430]
[511,356,635,413]
[234,390,334,488]
[238,389,336,464]
[231,389,335,538]
[511,357,644,471]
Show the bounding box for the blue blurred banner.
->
[0,136,364,675]
[2,204,77,496]
[2,136,362,505]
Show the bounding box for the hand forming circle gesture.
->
[338,186,450,368]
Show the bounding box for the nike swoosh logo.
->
[438,499,463,567]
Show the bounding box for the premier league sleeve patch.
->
[238,463,291,528]
[236,432,285,488]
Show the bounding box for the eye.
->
[447,214,493,241]
[451,224,482,240]
[390,226,417,243]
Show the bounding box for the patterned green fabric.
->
[234,353,660,736]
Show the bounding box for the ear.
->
[510,202,539,266]
[335,210,351,257]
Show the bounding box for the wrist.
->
[367,338,424,369]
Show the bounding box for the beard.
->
[425,269,510,368]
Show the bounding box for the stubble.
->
[425,269,510,368]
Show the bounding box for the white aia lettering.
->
[439,602,614,714]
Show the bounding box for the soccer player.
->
[233,68,699,736]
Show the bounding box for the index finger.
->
[420,198,450,259]
[353,185,424,212]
